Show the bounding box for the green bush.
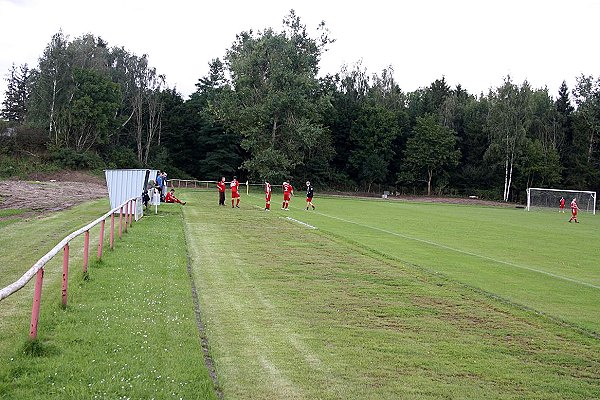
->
[49,148,104,170]
[0,154,60,179]
[103,145,142,169]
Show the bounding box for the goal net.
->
[526,188,597,214]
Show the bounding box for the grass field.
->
[264,194,600,333]
[1,190,599,399]
[0,201,216,399]
[183,190,600,399]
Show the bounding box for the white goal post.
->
[526,188,597,214]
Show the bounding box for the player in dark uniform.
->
[305,181,315,210]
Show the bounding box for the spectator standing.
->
[160,172,167,201]
[155,171,164,201]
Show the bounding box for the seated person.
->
[165,189,186,205]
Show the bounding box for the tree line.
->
[2,11,599,202]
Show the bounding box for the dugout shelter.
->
[105,169,159,219]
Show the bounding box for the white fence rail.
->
[0,197,139,339]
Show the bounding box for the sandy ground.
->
[0,171,107,215]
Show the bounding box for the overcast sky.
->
[1,0,599,103]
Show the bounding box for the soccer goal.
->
[526,188,597,214]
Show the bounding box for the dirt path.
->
[0,171,108,215]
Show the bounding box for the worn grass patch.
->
[0,204,217,399]
[0,208,30,229]
[184,190,600,399]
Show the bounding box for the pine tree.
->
[556,81,574,146]
[1,63,30,123]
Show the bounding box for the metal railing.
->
[168,179,216,189]
[169,179,251,194]
[0,197,139,340]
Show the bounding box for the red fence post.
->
[98,219,105,259]
[83,230,90,273]
[129,200,134,228]
[29,268,44,340]
[118,206,123,239]
[110,213,115,249]
[62,244,69,307]
[124,203,129,233]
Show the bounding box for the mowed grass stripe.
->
[0,204,217,399]
[254,194,600,333]
[184,190,600,400]
[316,210,600,290]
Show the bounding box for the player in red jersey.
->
[165,189,186,205]
[569,198,579,223]
[282,181,294,210]
[559,196,565,213]
[264,180,272,211]
[217,176,226,206]
[230,176,240,208]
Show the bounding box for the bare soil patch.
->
[0,171,107,216]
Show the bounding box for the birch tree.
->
[485,77,532,202]
[28,31,71,145]
[572,74,600,164]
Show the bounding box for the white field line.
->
[315,211,600,291]
[282,217,317,229]
[249,195,315,228]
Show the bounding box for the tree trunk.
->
[49,78,57,144]
[506,160,514,202]
[271,118,278,145]
[135,91,143,163]
[427,168,433,196]
[503,156,509,202]
[588,129,595,163]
